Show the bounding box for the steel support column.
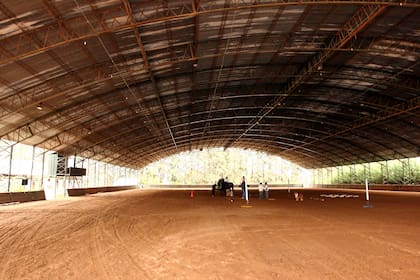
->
[40,152,46,190]
[7,145,14,192]
[30,146,36,191]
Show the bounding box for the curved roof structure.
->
[0,0,419,169]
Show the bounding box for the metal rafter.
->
[1,38,416,123]
[280,95,420,156]
[189,0,201,151]
[60,110,339,159]
[1,1,419,66]
[122,0,178,149]
[117,125,380,166]
[102,130,325,166]
[41,0,142,149]
[1,1,151,150]
[225,3,388,148]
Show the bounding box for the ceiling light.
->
[193,63,198,68]
[36,104,43,110]
[83,41,87,45]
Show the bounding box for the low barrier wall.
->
[67,185,139,196]
[314,184,420,192]
[0,191,46,205]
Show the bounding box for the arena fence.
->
[0,191,45,205]
[67,185,139,196]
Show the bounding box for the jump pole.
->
[245,182,249,204]
[363,178,372,208]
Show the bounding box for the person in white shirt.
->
[264,182,269,199]
[258,182,264,199]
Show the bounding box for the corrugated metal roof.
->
[0,0,419,168]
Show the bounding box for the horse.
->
[212,179,234,196]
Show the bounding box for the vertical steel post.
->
[380,162,384,183]
[7,145,14,192]
[363,164,367,181]
[125,167,127,185]
[320,168,323,185]
[86,159,89,187]
[407,158,411,183]
[30,146,36,190]
[95,161,98,187]
[402,159,405,184]
[104,163,108,185]
[40,152,46,189]
[337,166,340,184]
[312,169,315,185]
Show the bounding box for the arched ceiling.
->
[0,0,419,169]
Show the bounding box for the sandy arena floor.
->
[0,188,420,280]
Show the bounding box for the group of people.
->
[213,176,270,201]
[258,182,270,199]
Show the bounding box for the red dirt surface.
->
[1,188,420,279]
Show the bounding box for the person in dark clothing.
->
[218,177,225,196]
[217,177,225,189]
[211,183,216,196]
[240,176,246,199]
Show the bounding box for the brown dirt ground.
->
[0,188,420,280]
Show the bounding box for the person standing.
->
[211,182,216,197]
[264,182,269,199]
[229,183,234,202]
[240,176,246,199]
[258,182,264,199]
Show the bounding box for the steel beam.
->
[280,96,420,158]
[224,4,388,148]
[122,0,178,149]
[1,39,416,123]
[1,1,419,66]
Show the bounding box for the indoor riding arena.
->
[0,1,419,279]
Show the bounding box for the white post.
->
[365,178,369,201]
[245,182,249,203]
